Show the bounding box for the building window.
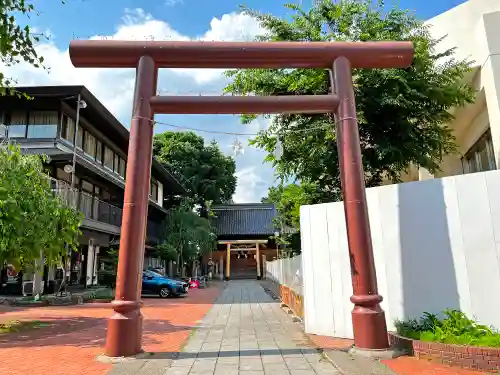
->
[104,146,114,170]
[84,131,97,158]
[76,125,84,149]
[462,129,496,174]
[8,112,27,138]
[27,111,58,138]
[96,140,103,163]
[150,179,158,202]
[81,180,94,194]
[119,157,126,178]
[114,154,120,174]
[61,114,76,144]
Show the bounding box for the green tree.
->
[153,131,237,211]
[262,182,322,251]
[0,0,64,94]
[224,0,475,201]
[157,200,216,276]
[263,182,322,232]
[0,144,82,271]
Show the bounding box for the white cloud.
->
[165,0,183,6]
[1,7,273,203]
[233,167,270,203]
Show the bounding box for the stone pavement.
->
[109,280,340,375]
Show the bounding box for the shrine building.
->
[206,203,278,280]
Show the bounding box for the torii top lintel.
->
[69,40,414,69]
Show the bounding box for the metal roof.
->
[211,203,277,237]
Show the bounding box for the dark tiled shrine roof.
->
[211,203,277,237]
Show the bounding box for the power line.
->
[133,115,356,137]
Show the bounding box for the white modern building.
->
[403,0,500,181]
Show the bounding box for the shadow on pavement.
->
[140,347,320,360]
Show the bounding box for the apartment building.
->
[0,85,185,293]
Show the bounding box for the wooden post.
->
[225,244,231,281]
[256,243,261,280]
[262,254,267,280]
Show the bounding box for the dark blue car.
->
[141,270,188,298]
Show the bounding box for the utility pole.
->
[70,95,87,189]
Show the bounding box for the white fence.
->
[300,170,500,339]
[266,255,303,295]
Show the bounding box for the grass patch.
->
[395,309,500,348]
[0,320,51,334]
[82,288,114,301]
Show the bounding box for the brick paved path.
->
[0,285,222,375]
[111,280,340,375]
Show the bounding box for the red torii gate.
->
[69,40,413,358]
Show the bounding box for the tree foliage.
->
[156,200,216,272]
[262,182,322,250]
[262,182,322,231]
[225,0,475,201]
[153,131,237,206]
[0,144,82,269]
[0,0,65,95]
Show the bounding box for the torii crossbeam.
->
[69,40,414,358]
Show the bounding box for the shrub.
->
[395,310,500,347]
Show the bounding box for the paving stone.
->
[217,356,240,364]
[164,367,192,375]
[261,354,285,364]
[263,362,289,372]
[288,370,316,375]
[190,362,216,374]
[284,358,311,370]
[171,358,196,367]
[239,358,264,371]
[109,281,342,375]
[214,369,240,375]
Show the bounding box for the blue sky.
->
[33,0,467,48]
[13,0,467,202]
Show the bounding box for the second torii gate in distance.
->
[69,40,414,358]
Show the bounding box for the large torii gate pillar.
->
[69,40,413,358]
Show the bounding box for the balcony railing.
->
[78,191,123,227]
[50,178,163,239]
[50,178,123,227]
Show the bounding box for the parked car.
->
[141,270,188,298]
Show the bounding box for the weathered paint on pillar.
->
[256,243,261,280]
[225,244,231,280]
